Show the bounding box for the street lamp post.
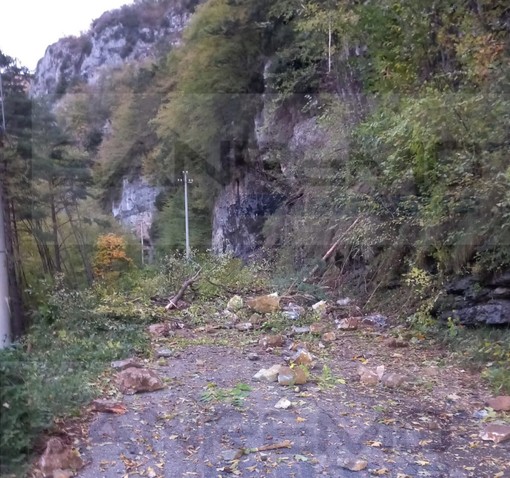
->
[178,171,193,259]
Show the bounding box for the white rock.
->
[312,300,327,312]
[227,295,244,311]
[274,398,292,409]
[253,365,282,382]
[336,298,352,306]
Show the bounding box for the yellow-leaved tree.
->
[93,233,132,281]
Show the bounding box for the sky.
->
[1,0,135,71]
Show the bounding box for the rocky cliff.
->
[32,0,197,97]
[31,0,198,241]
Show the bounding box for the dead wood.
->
[307,217,361,280]
[244,440,293,454]
[165,269,202,310]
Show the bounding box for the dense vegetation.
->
[1,0,509,473]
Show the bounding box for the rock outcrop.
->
[32,0,198,97]
[434,272,510,325]
[211,172,283,257]
[112,177,160,242]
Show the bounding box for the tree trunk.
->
[49,185,62,273]
[65,203,93,285]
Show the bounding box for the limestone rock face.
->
[32,0,197,97]
[211,172,284,258]
[112,177,160,242]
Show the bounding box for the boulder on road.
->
[116,367,165,395]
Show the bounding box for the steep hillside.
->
[30,0,510,324]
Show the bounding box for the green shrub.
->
[0,280,152,474]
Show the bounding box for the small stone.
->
[156,348,173,358]
[358,366,380,386]
[246,294,280,314]
[247,353,260,361]
[337,456,368,472]
[222,310,239,322]
[362,314,388,328]
[111,358,143,371]
[221,449,243,461]
[291,326,311,335]
[337,317,361,330]
[309,323,327,334]
[487,396,510,412]
[283,303,305,320]
[226,295,244,311]
[290,349,314,366]
[376,365,385,379]
[259,334,285,348]
[278,366,296,386]
[235,322,253,331]
[381,372,405,388]
[480,424,510,443]
[293,366,308,385]
[493,287,510,297]
[312,300,328,314]
[336,298,352,306]
[473,409,489,420]
[322,332,336,342]
[274,398,292,409]
[289,341,307,351]
[148,323,170,338]
[253,364,282,382]
[383,337,408,348]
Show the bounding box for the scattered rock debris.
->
[50,294,509,478]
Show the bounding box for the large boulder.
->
[38,438,84,477]
[116,367,165,394]
[440,301,510,326]
[246,294,280,314]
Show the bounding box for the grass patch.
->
[442,325,510,394]
[200,382,252,408]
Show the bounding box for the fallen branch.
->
[165,268,202,310]
[307,217,361,280]
[203,277,239,295]
[243,440,293,455]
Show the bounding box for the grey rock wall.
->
[112,178,160,242]
[31,2,193,97]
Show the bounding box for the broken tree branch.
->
[244,440,293,455]
[165,268,202,310]
[307,217,361,280]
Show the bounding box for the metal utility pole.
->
[178,171,193,259]
[0,71,11,348]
